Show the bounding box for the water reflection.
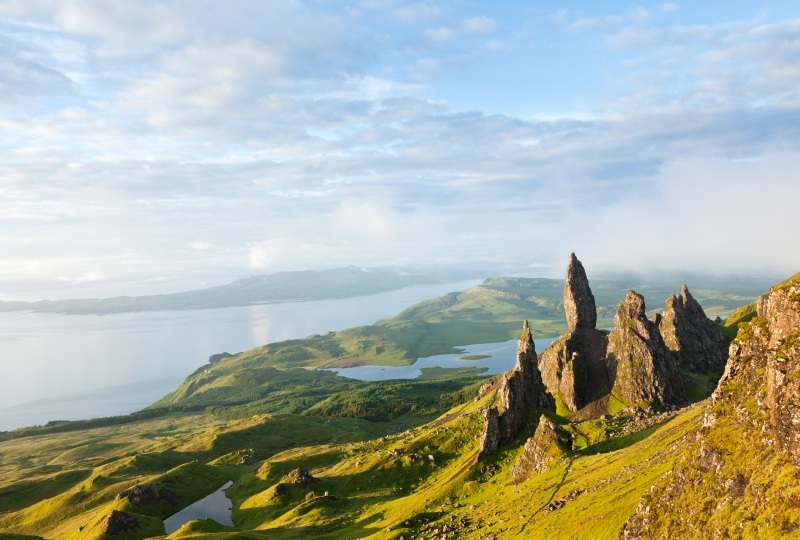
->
[163,480,234,534]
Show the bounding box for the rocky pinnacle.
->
[564,253,597,332]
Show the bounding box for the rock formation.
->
[539,253,610,412]
[657,285,729,372]
[564,253,597,332]
[538,255,717,415]
[478,407,500,454]
[479,320,554,454]
[511,415,572,482]
[620,273,800,538]
[606,291,685,405]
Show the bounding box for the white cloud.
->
[462,16,496,34]
[0,2,799,299]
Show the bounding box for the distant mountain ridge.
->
[0,266,484,315]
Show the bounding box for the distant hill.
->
[0,266,484,315]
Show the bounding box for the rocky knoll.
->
[620,273,800,539]
[658,285,729,372]
[511,415,572,482]
[479,320,554,454]
[607,291,685,406]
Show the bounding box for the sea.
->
[0,279,542,432]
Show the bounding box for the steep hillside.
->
[621,272,800,539]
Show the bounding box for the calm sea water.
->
[0,280,482,431]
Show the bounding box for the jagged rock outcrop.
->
[104,510,141,536]
[116,484,179,506]
[620,273,800,539]
[564,253,597,332]
[479,321,554,454]
[511,415,572,482]
[607,291,685,405]
[658,284,729,372]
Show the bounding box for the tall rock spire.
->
[564,253,597,332]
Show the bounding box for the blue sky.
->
[1,1,800,300]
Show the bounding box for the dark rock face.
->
[658,285,729,372]
[105,510,140,536]
[607,291,685,405]
[539,328,609,412]
[620,274,800,539]
[564,253,597,332]
[511,415,572,482]
[116,484,179,507]
[479,321,554,454]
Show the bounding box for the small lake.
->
[163,480,234,534]
[323,337,558,381]
[0,280,482,431]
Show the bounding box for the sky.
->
[2,1,800,300]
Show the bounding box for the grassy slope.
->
[157,390,704,539]
[0,412,419,539]
[0,381,706,539]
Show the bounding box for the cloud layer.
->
[1,1,799,299]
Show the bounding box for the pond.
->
[163,480,234,534]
